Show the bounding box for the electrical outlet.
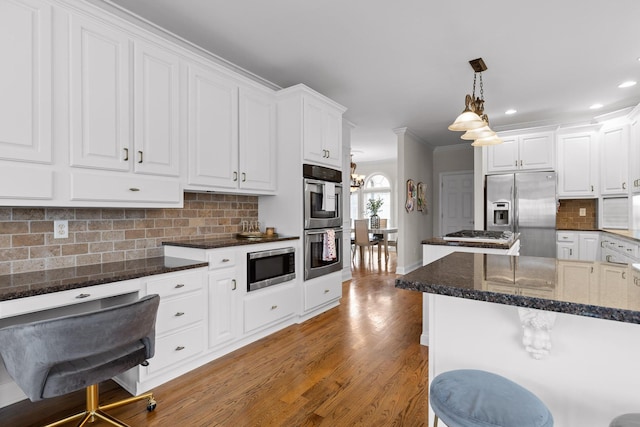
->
[579,208,586,217]
[54,220,68,239]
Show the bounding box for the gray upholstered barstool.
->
[0,294,160,427]
[610,413,640,426]
[430,369,553,427]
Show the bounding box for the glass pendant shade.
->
[471,135,504,146]
[460,124,495,140]
[448,108,485,131]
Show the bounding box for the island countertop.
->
[396,252,640,324]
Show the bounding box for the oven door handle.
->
[305,229,342,236]
[304,179,343,189]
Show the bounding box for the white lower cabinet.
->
[208,267,242,349]
[557,231,600,261]
[244,282,298,333]
[303,273,342,312]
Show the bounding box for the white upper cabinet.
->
[238,87,276,192]
[186,62,276,193]
[69,13,131,171]
[600,124,629,196]
[629,109,640,194]
[557,128,599,198]
[0,0,52,164]
[133,40,181,177]
[486,131,554,173]
[302,95,343,168]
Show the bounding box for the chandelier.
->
[350,155,365,192]
[448,58,503,146]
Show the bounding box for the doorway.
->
[440,171,474,235]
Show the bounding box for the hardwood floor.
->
[0,251,429,426]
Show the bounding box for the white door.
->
[440,172,474,235]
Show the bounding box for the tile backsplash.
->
[556,199,598,230]
[0,193,258,275]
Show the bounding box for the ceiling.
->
[107,0,640,162]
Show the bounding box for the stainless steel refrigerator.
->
[486,172,557,257]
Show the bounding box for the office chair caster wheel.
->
[147,397,157,412]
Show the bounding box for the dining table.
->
[369,227,398,262]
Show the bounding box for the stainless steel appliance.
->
[303,164,343,229]
[304,227,343,280]
[486,172,557,257]
[247,247,296,292]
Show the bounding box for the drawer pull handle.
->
[623,272,627,279]
[75,293,91,299]
[233,172,238,182]
[324,289,330,294]
[242,172,246,182]
[232,279,237,291]
[175,346,185,351]
[138,150,143,163]
[175,312,185,317]
[271,305,278,310]
[175,284,185,289]
[222,258,230,262]
[129,188,140,192]
[123,147,129,161]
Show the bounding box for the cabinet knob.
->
[75,293,91,299]
[175,346,185,351]
[175,312,185,317]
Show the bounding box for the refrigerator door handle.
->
[513,185,519,232]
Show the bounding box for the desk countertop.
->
[0,257,208,302]
[396,252,640,324]
[162,235,299,250]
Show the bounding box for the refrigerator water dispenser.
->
[492,202,510,226]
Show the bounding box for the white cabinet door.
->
[578,232,600,261]
[187,63,238,188]
[557,131,598,197]
[557,242,578,260]
[486,136,519,172]
[238,87,276,191]
[557,261,596,304]
[599,264,628,308]
[600,124,629,195]
[302,96,342,168]
[133,40,180,177]
[519,132,554,170]
[69,13,130,171]
[0,0,52,164]
[630,114,640,193]
[208,270,241,349]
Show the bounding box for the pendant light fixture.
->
[350,154,365,192]
[448,58,503,146]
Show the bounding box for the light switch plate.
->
[54,220,68,239]
[579,208,586,217]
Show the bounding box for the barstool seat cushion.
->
[610,413,640,427]
[430,369,553,427]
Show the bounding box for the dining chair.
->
[354,219,378,264]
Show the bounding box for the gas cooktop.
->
[443,230,514,244]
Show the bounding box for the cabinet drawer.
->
[146,270,204,298]
[70,171,180,203]
[208,250,237,270]
[156,292,205,334]
[146,324,205,375]
[244,284,297,333]
[557,232,577,242]
[304,278,341,311]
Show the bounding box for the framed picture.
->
[405,179,416,212]
[417,182,427,212]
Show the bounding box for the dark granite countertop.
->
[0,257,208,302]
[422,233,520,250]
[396,252,640,324]
[163,235,299,249]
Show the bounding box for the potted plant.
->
[366,198,384,229]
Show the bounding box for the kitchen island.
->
[396,252,640,427]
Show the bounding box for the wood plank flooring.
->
[0,251,429,426]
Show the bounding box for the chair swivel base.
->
[45,383,156,427]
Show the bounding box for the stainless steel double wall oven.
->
[303,164,343,280]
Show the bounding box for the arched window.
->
[362,174,391,224]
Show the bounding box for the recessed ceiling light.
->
[590,103,603,110]
[619,81,637,88]
[505,109,517,115]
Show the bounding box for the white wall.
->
[432,144,474,235]
[395,128,434,274]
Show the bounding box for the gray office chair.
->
[0,294,160,427]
